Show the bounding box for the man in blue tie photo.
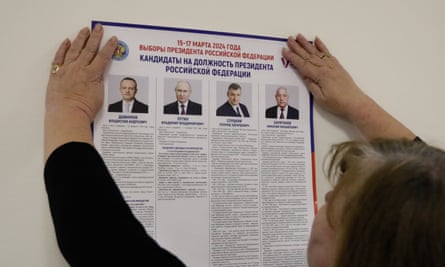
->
[216,82,250,117]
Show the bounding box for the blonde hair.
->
[326,139,445,267]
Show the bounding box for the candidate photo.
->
[108,76,149,113]
[163,80,202,115]
[265,86,299,120]
[216,82,250,117]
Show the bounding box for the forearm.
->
[44,107,93,161]
[347,94,416,140]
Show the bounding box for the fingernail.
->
[111,36,118,44]
[94,23,103,32]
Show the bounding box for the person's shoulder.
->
[216,102,229,115]
[217,101,227,108]
[265,106,276,117]
[109,100,122,106]
[189,100,202,107]
[108,100,122,111]
[164,101,177,107]
[132,100,148,113]
[287,105,299,119]
[164,101,177,114]
[108,100,122,112]
[239,103,249,113]
[266,105,277,112]
[134,99,148,107]
[288,105,298,111]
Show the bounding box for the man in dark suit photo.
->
[265,86,299,120]
[216,83,250,117]
[163,80,202,115]
[108,77,148,113]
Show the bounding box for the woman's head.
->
[308,139,445,267]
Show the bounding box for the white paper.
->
[93,20,316,267]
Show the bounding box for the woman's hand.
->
[282,34,415,140]
[46,24,117,122]
[282,34,367,121]
[44,24,117,160]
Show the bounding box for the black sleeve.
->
[44,142,185,267]
[414,136,424,143]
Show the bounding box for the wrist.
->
[44,106,94,161]
[45,91,98,123]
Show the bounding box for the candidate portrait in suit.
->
[163,80,202,115]
[216,82,250,117]
[108,77,148,113]
[265,86,299,120]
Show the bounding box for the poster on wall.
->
[92,20,316,267]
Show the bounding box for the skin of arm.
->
[282,34,416,141]
[44,24,117,161]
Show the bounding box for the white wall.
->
[1,0,444,265]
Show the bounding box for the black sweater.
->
[44,142,185,267]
